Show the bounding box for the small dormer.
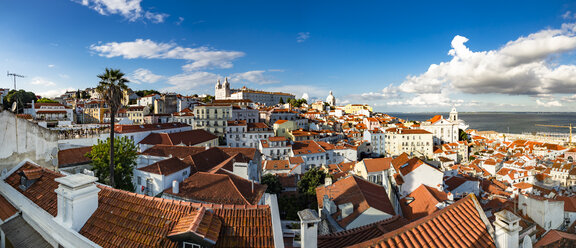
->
[18,168,43,191]
[338,202,354,219]
[168,207,222,248]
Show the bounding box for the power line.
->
[7,71,25,90]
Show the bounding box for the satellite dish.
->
[11,101,17,112]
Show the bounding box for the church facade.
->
[215,78,295,106]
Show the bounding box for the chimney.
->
[298,209,321,248]
[494,209,521,248]
[251,180,254,193]
[447,192,454,201]
[54,174,100,231]
[324,177,332,186]
[172,180,179,194]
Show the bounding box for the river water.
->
[390,112,576,134]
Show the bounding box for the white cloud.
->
[90,39,245,70]
[37,88,75,98]
[163,71,220,92]
[297,32,310,43]
[263,85,327,100]
[176,17,184,25]
[536,99,562,107]
[229,70,278,85]
[30,77,56,86]
[397,23,576,96]
[73,0,168,23]
[130,68,164,84]
[48,64,55,68]
[563,11,576,20]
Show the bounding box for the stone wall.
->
[0,110,59,170]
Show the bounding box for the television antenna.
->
[7,71,25,90]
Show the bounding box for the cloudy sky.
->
[2,1,576,112]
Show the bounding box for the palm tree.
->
[96,68,129,188]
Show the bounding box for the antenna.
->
[7,71,25,90]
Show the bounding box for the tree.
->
[135,89,160,97]
[81,90,91,99]
[459,129,469,141]
[297,167,330,209]
[86,136,137,191]
[202,95,215,103]
[37,98,58,103]
[2,90,37,113]
[261,174,282,194]
[279,97,284,104]
[96,68,129,188]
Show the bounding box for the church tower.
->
[449,105,458,122]
[215,78,230,100]
[326,91,336,106]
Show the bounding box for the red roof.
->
[139,129,217,146]
[317,215,409,248]
[363,157,392,173]
[534,229,576,247]
[348,194,496,248]
[400,184,448,221]
[316,176,395,229]
[58,146,92,167]
[292,140,326,155]
[114,122,190,134]
[0,194,18,221]
[5,162,275,248]
[138,157,191,175]
[165,171,267,205]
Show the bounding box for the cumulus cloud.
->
[297,32,310,43]
[536,99,562,107]
[30,77,56,86]
[229,70,278,85]
[37,88,75,98]
[130,68,164,84]
[163,71,220,92]
[73,0,168,23]
[90,39,245,70]
[264,85,327,100]
[397,24,576,96]
[48,64,55,68]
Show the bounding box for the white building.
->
[518,194,564,231]
[259,136,292,160]
[133,157,192,196]
[226,121,274,148]
[215,78,295,106]
[136,93,161,107]
[326,91,336,106]
[385,128,433,157]
[363,129,385,156]
[420,107,462,146]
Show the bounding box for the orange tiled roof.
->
[317,215,409,248]
[58,146,92,167]
[316,176,395,229]
[5,162,275,248]
[348,194,496,248]
[400,184,448,221]
[0,194,18,221]
[362,157,393,173]
[4,162,63,216]
[534,229,576,247]
[138,157,191,175]
[139,130,217,146]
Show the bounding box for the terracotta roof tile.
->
[534,229,576,247]
[4,162,62,216]
[0,194,18,221]
[348,194,495,248]
[363,157,393,173]
[164,172,266,205]
[400,185,448,221]
[138,157,190,175]
[316,176,395,229]
[58,146,92,167]
[139,130,217,146]
[318,215,409,248]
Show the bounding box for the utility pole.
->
[7,71,25,90]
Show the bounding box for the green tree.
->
[96,68,129,188]
[202,95,215,103]
[279,97,284,104]
[86,136,137,191]
[81,90,91,99]
[261,174,282,194]
[135,89,160,97]
[298,167,328,196]
[459,129,469,141]
[37,98,58,103]
[2,90,37,113]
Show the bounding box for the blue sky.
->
[2,1,576,112]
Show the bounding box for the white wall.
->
[518,194,564,231]
[400,164,443,196]
[346,207,393,230]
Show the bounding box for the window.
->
[183,242,201,248]
[138,176,142,185]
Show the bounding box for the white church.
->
[215,78,295,106]
[420,106,468,146]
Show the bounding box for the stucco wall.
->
[0,110,59,170]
